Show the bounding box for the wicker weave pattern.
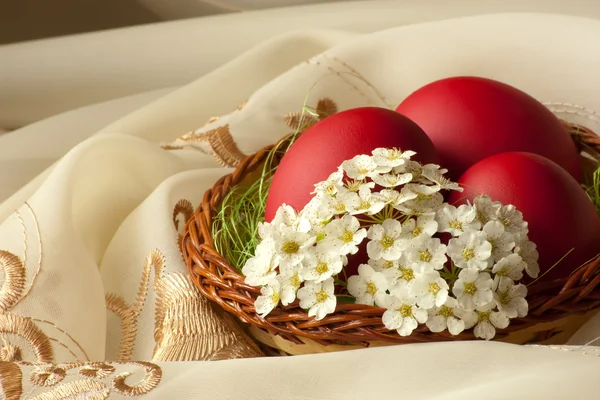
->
[183,125,600,346]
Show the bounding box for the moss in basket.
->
[212,107,318,271]
[584,164,600,216]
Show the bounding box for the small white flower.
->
[312,167,344,197]
[341,155,378,180]
[242,239,280,286]
[372,172,413,188]
[399,160,424,180]
[343,186,386,215]
[366,219,405,261]
[297,278,337,321]
[379,187,418,207]
[372,147,415,171]
[411,270,449,309]
[426,297,467,335]
[382,286,428,336]
[323,215,367,255]
[447,231,492,270]
[399,216,438,242]
[436,204,481,236]
[514,233,540,278]
[472,195,501,225]
[254,279,281,318]
[300,197,333,239]
[318,194,348,217]
[405,235,447,272]
[347,264,389,307]
[300,245,344,283]
[453,268,494,310]
[271,204,311,233]
[494,278,528,318]
[277,273,303,306]
[338,180,375,195]
[368,254,414,287]
[497,204,528,234]
[405,183,442,197]
[396,185,444,216]
[274,225,316,275]
[257,221,274,240]
[461,301,510,340]
[492,254,526,283]
[482,221,515,262]
[421,164,462,192]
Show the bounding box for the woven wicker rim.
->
[183,122,600,346]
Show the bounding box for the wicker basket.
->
[183,122,600,355]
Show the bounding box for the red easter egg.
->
[448,152,600,281]
[396,76,581,181]
[265,107,439,221]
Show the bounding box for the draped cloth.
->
[0,2,600,398]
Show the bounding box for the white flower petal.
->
[382,309,403,330]
[397,317,418,336]
[446,316,466,335]
[426,315,447,333]
[474,321,496,340]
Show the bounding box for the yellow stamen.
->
[419,250,432,263]
[429,282,441,295]
[399,304,413,317]
[271,292,280,304]
[439,305,454,317]
[366,282,378,295]
[400,267,414,281]
[316,290,329,303]
[381,236,395,249]
[290,274,301,288]
[449,220,463,231]
[462,248,475,261]
[463,282,477,295]
[282,241,299,254]
[341,231,354,243]
[315,262,329,274]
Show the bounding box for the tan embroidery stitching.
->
[30,366,66,386]
[0,251,26,312]
[106,250,165,362]
[15,202,43,306]
[204,116,220,126]
[79,362,116,379]
[112,361,162,396]
[0,343,22,362]
[236,100,248,111]
[164,125,246,167]
[172,199,194,234]
[284,97,339,132]
[7,361,162,398]
[16,210,28,265]
[0,314,54,362]
[30,318,89,361]
[31,379,109,400]
[207,125,246,167]
[47,338,79,361]
[0,361,23,400]
[543,102,600,123]
[152,272,262,362]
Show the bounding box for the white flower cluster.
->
[242,148,539,340]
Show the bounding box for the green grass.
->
[585,164,600,216]
[212,119,305,272]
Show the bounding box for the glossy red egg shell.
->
[396,76,581,181]
[265,107,439,221]
[448,152,600,281]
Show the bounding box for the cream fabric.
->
[1,3,600,399]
